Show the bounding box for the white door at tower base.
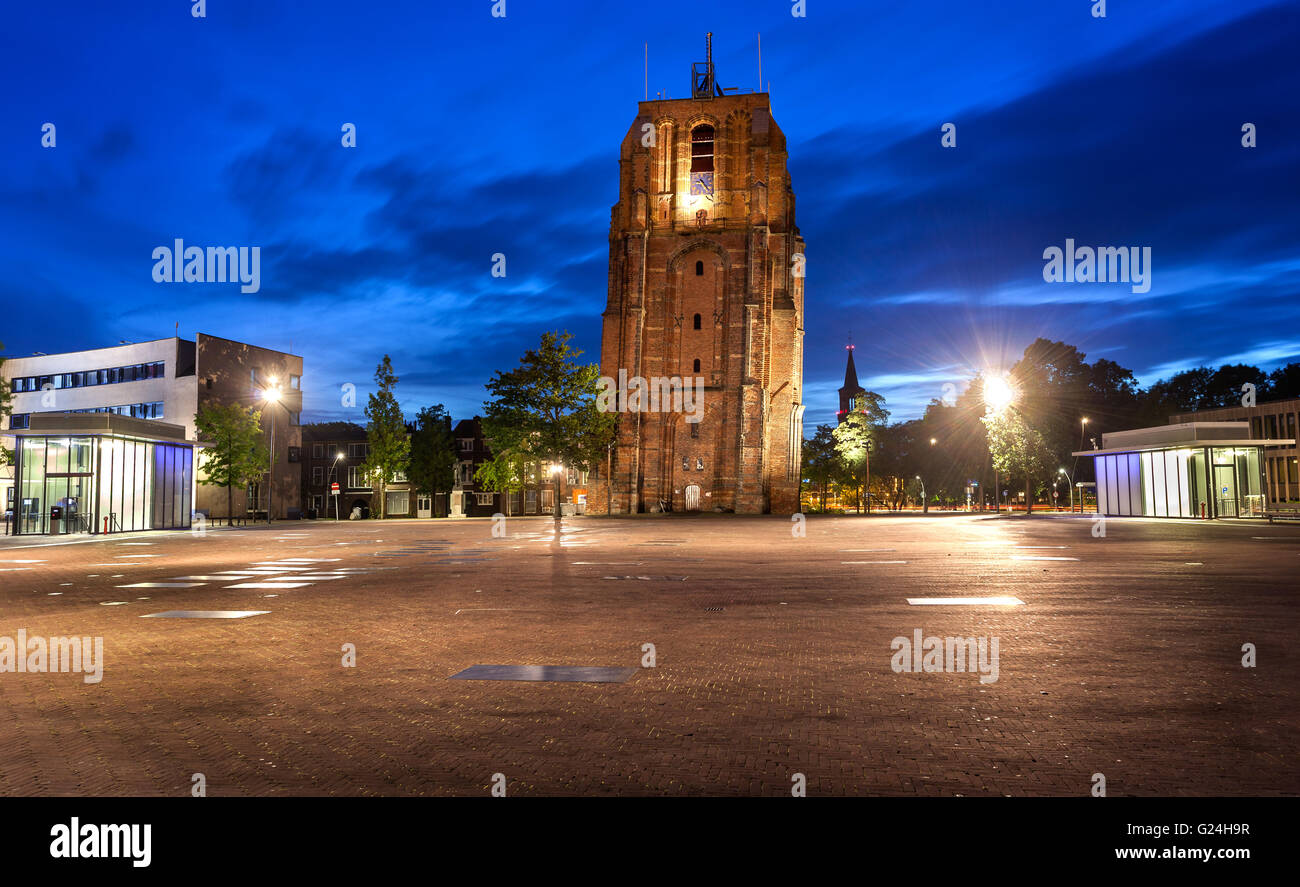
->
[685,484,701,511]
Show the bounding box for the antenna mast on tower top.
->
[692,32,723,98]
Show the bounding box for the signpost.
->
[331,482,340,521]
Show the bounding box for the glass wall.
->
[15,434,192,535]
[1096,446,1267,519]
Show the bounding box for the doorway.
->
[684,484,702,511]
[1213,465,1237,517]
[417,494,432,519]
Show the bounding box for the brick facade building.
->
[589,37,805,514]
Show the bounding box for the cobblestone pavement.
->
[0,513,1295,796]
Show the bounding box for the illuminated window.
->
[690,125,714,173]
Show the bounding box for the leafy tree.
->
[360,356,411,519]
[407,404,455,515]
[832,391,889,513]
[1269,362,1300,399]
[1208,364,1269,407]
[981,408,1053,513]
[473,449,531,516]
[195,403,267,525]
[800,424,838,511]
[481,331,615,519]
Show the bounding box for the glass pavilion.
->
[12,413,195,535]
[1073,422,1294,519]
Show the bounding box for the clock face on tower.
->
[690,172,714,197]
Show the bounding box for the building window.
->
[475,493,495,506]
[690,423,699,439]
[349,442,367,458]
[287,446,301,463]
[9,414,30,430]
[312,444,324,459]
[386,490,409,515]
[312,466,324,485]
[693,313,702,329]
[348,466,371,489]
[691,125,714,173]
[290,374,301,390]
[696,457,704,470]
[695,261,704,276]
[693,358,701,373]
[459,438,474,452]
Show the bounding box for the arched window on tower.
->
[690,125,715,198]
[695,260,704,276]
[693,313,702,329]
[693,358,701,373]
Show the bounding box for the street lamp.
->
[982,373,1017,513]
[915,474,927,514]
[261,382,282,525]
[549,462,563,520]
[1058,467,1074,513]
[328,451,345,521]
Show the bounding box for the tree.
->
[800,424,838,511]
[195,403,267,525]
[407,405,455,516]
[360,356,411,520]
[833,411,872,513]
[832,392,889,513]
[481,331,615,519]
[981,408,1053,513]
[1269,362,1300,399]
[474,449,531,516]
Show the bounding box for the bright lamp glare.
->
[263,387,281,403]
[984,375,1015,412]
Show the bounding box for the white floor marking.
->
[2,559,46,563]
[0,568,34,572]
[223,582,312,589]
[841,560,908,564]
[141,610,270,619]
[169,575,258,581]
[908,596,1025,606]
[100,601,130,606]
[115,554,161,558]
[116,582,206,588]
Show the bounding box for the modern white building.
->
[1073,422,1294,519]
[3,334,303,532]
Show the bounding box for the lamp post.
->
[1058,467,1074,512]
[549,462,563,520]
[915,474,926,514]
[329,451,345,521]
[982,373,1017,514]
[261,381,282,525]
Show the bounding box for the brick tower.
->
[589,35,805,515]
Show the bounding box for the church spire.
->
[837,340,865,423]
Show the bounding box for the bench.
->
[1265,502,1300,524]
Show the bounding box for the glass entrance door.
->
[1214,465,1237,517]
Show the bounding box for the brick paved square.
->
[0,514,1295,796]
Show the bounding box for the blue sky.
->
[2,0,1296,427]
